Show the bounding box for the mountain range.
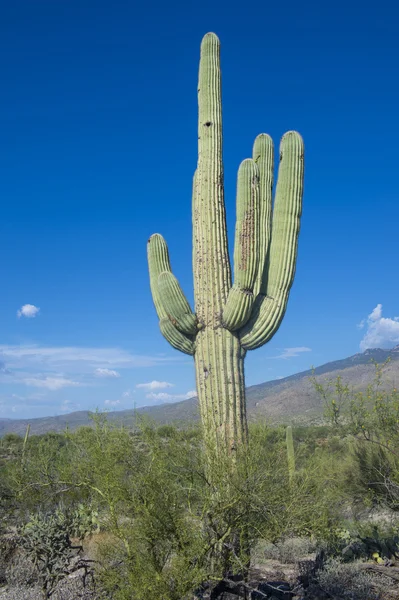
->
[1,345,398,437]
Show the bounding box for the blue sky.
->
[1,0,398,419]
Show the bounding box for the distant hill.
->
[1,345,398,437]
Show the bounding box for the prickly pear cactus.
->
[148,33,304,456]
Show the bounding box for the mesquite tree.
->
[148,32,304,457]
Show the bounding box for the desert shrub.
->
[311,360,399,512]
[255,422,343,526]
[156,424,180,438]
[293,424,341,459]
[311,558,381,600]
[0,433,24,459]
[0,476,15,533]
[93,419,344,599]
[93,424,208,600]
[0,533,37,585]
[262,536,317,563]
[3,429,76,518]
[341,441,399,509]
[1,415,347,599]
[4,546,38,588]
[18,509,84,598]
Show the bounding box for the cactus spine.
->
[286,425,295,482]
[148,33,304,456]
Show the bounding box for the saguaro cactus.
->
[286,425,296,483]
[148,33,304,456]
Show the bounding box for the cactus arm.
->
[147,234,195,355]
[159,318,195,355]
[222,159,260,330]
[253,134,274,297]
[158,271,198,334]
[239,131,304,350]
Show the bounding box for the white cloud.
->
[0,344,184,373]
[359,304,399,351]
[11,392,45,401]
[369,304,383,321]
[23,376,81,391]
[104,399,121,406]
[0,344,188,418]
[272,347,312,360]
[136,380,174,390]
[145,390,197,403]
[94,368,120,378]
[17,304,40,318]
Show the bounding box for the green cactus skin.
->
[158,272,198,335]
[286,425,295,482]
[148,33,304,455]
[222,159,260,331]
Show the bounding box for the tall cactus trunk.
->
[193,35,247,455]
[195,329,247,455]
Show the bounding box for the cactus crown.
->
[147,32,304,355]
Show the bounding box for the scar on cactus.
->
[148,32,304,456]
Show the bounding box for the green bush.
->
[311,558,380,600]
[0,415,353,598]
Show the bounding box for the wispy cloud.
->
[17,304,40,318]
[359,304,399,351]
[23,376,82,391]
[271,347,312,360]
[0,344,187,418]
[94,368,120,378]
[0,391,79,417]
[0,344,184,373]
[104,399,121,407]
[136,380,174,391]
[0,361,10,374]
[145,390,197,403]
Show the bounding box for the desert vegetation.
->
[0,363,399,599]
